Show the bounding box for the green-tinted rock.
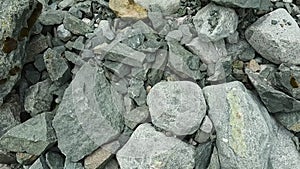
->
[39,9,66,25]
[124,106,150,129]
[195,142,213,169]
[63,13,93,35]
[103,60,131,78]
[0,112,56,155]
[64,159,84,169]
[203,81,300,168]
[53,62,124,162]
[28,156,49,169]
[27,34,49,62]
[274,112,300,132]
[116,123,195,169]
[0,96,20,137]
[207,147,220,169]
[43,48,69,82]
[46,151,65,169]
[128,78,147,106]
[16,152,38,165]
[212,0,271,9]
[167,41,203,80]
[64,51,85,66]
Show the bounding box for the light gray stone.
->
[128,78,147,106]
[245,8,300,64]
[124,106,150,129]
[203,81,300,168]
[134,0,181,15]
[195,116,214,143]
[63,13,93,35]
[193,3,238,42]
[212,0,272,9]
[147,81,206,135]
[116,123,195,169]
[39,9,65,25]
[64,159,84,169]
[53,62,124,162]
[57,24,72,42]
[0,112,56,156]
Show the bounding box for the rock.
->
[43,48,69,82]
[194,142,214,169]
[274,112,300,132]
[247,59,260,72]
[246,68,300,113]
[84,141,120,169]
[109,0,147,19]
[147,49,168,86]
[0,150,16,164]
[64,159,84,169]
[103,60,131,78]
[124,106,150,129]
[193,3,238,42]
[0,97,20,137]
[116,123,195,169]
[128,78,147,106]
[16,152,38,165]
[93,42,146,67]
[165,30,183,42]
[0,0,42,105]
[63,13,93,35]
[0,112,56,156]
[45,151,65,169]
[212,0,272,9]
[57,24,72,42]
[52,62,124,162]
[206,146,221,169]
[194,116,214,143]
[58,0,74,9]
[186,38,227,64]
[98,20,115,41]
[147,81,206,135]
[39,9,65,25]
[102,159,119,169]
[134,0,181,15]
[178,24,195,45]
[72,36,85,51]
[64,51,85,66]
[245,8,300,64]
[28,156,48,169]
[226,40,255,62]
[167,41,203,80]
[203,81,300,168]
[26,34,49,62]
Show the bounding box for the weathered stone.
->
[0,112,56,156]
[16,152,38,165]
[148,6,167,31]
[99,20,115,41]
[24,79,53,116]
[63,13,93,35]
[43,48,69,82]
[246,68,300,113]
[103,60,131,78]
[193,3,238,42]
[46,151,65,169]
[147,49,168,86]
[227,40,255,62]
[0,96,20,137]
[124,106,150,129]
[84,141,120,169]
[26,34,49,62]
[165,30,182,42]
[206,146,220,169]
[102,159,119,169]
[195,116,214,143]
[64,159,84,169]
[53,62,124,162]
[274,112,300,132]
[34,54,46,72]
[116,123,195,169]
[39,9,65,25]
[64,51,85,66]
[28,156,48,169]
[147,81,206,135]
[178,24,195,44]
[212,0,272,9]
[134,0,181,15]
[94,42,146,67]
[187,38,227,64]
[109,0,147,19]
[167,41,203,80]
[128,78,147,106]
[203,81,300,168]
[245,8,300,64]
[0,150,16,164]
[24,64,41,84]
[57,24,72,42]
[58,0,74,9]
[194,142,214,169]
[72,36,85,51]
[0,0,42,105]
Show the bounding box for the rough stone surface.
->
[212,0,272,9]
[193,3,238,42]
[195,116,214,143]
[63,13,93,35]
[53,62,124,162]
[0,96,20,137]
[195,142,213,169]
[203,81,300,168]
[29,156,48,169]
[134,0,181,15]
[245,8,300,64]
[64,159,84,169]
[116,123,195,169]
[43,48,69,82]
[0,112,56,156]
[46,151,65,169]
[274,112,300,132]
[39,9,65,25]
[124,106,150,129]
[147,81,206,135]
[0,150,16,164]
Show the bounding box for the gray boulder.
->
[0,112,56,156]
[193,3,238,42]
[245,8,300,64]
[134,0,181,15]
[212,0,271,9]
[52,62,124,162]
[203,81,300,168]
[116,123,195,169]
[147,81,206,135]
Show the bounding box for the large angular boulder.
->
[246,8,300,64]
[147,81,206,135]
[116,123,195,169]
[203,81,300,168]
[53,62,125,162]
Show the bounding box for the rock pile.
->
[0,0,300,168]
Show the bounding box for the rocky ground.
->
[0,0,300,168]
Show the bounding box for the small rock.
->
[124,106,150,129]
[195,142,214,169]
[63,13,93,35]
[212,0,272,9]
[45,151,65,169]
[43,48,69,82]
[165,30,183,42]
[57,24,72,42]
[134,0,181,15]
[103,60,131,78]
[194,116,214,143]
[27,34,49,62]
[39,9,65,25]
[247,59,260,72]
[128,78,147,106]
[16,153,38,165]
[109,0,147,19]
[116,123,195,169]
[245,8,300,64]
[193,3,238,42]
[147,81,206,135]
[0,112,56,156]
